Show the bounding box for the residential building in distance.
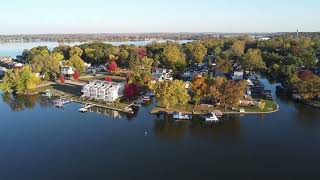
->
[151,68,173,83]
[61,66,75,75]
[81,80,125,102]
[0,56,24,69]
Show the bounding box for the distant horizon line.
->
[1,31,318,36]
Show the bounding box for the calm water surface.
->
[0,43,320,179]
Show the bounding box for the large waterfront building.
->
[81,80,125,102]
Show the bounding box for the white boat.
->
[78,104,94,113]
[53,97,71,108]
[142,96,151,101]
[78,107,88,113]
[173,112,191,120]
[205,112,219,122]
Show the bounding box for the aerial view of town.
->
[0,0,320,180]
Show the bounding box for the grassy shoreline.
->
[151,100,279,115]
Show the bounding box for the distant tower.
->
[296,29,299,38]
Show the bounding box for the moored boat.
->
[173,112,191,120]
[204,112,219,122]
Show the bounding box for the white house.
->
[151,68,173,83]
[81,80,125,102]
[232,70,244,80]
[0,67,8,77]
[61,66,75,75]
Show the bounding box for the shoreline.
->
[151,106,279,115]
[36,81,134,114]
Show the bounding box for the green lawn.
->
[239,100,278,112]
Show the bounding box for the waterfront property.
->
[81,80,125,102]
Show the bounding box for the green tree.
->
[163,43,186,70]
[294,76,320,100]
[0,66,40,94]
[65,55,86,73]
[141,57,154,71]
[185,42,207,64]
[216,59,232,73]
[242,49,266,71]
[154,80,190,108]
[69,46,83,57]
[30,54,60,80]
[214,47,222,57]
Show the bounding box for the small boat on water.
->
[204,112,219,122]
[78,104,94,113]
[173,112,191,120]
[79,107,88,113]
[42,90,52,98]
[53,97,71,108]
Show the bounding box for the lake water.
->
[0,40,192,57]
[0,43,320,179]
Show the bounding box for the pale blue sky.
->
[0,0,319,34]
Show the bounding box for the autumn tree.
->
[73,70,80,81]
[209,77,227,100]
[134,47,147,59]
[109,61,118,71]
[219,80,247,109]
[191,76,208,105]
[105,76,112,82]
[124,83,139,100]
[231,40,246,57]
[59,74,65,84]
[216,59,232,73]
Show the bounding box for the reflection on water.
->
[154,114,244,140]
[1,77,320,180]
[87,106,124,119]
[0,93,139,120]
[1,93,52,112]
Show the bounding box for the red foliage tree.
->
[298,70,316,80]
[105,76,112,82]
[135,47,147,59]
[124,83,139,100]
[59,74,65,84]
[73,70,80,81]
[109,61,118,71]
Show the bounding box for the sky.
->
[0,0,319,34]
